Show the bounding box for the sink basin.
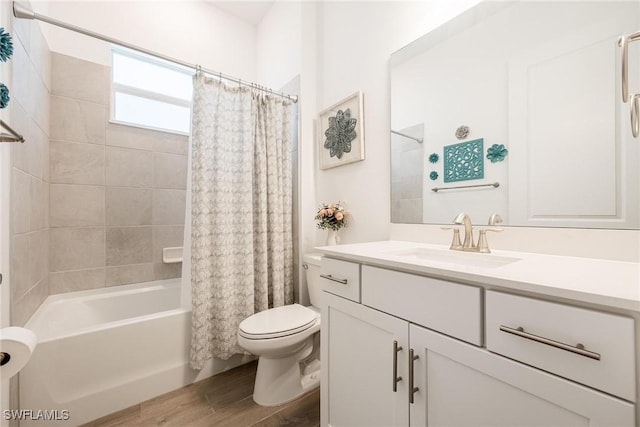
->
[386,247,520,269]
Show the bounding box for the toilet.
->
[237,253,323,406]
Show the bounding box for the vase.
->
[326,229,340,246]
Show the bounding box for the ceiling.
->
[206,1,275,26]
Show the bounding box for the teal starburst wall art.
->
[443,138,484,183]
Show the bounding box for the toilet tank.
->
[303,253,323,308]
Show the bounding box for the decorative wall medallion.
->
[0,28,13,62]
[429,171,438,181]
[428,153,439,164]
[324,109,357,159]
[318,91,365,170]
[443,138,484,183]
[0,84,9,109]
[455,125,469,140]
[486,143,508,163]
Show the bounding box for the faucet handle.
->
[476,227,503,253]
[488,213,503,226]
[440,226,463,249]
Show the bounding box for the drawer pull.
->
[409,349,419,404]
[392,340,402,392]
[499,325,601,361]
[320,274,348,285]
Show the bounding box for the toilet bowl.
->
[237,253,322,406]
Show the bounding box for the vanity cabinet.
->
[321,258,636,427]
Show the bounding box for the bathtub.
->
[19,279,253,426]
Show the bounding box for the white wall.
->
[314,0,482,246]
[31,0,257,80]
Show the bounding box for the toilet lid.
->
[239,304,318,339]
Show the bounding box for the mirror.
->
[390,1,639,229]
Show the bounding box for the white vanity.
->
[317,241,640,427]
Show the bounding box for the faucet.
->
[447,213,504,253]
[452,212,475,250]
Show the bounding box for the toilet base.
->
[252,337,320,406]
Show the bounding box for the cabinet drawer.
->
[321,258,360,302]
[361,266,482,345]
[486,291,636,402]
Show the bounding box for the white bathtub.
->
[19,279,252,426]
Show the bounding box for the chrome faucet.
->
[452,212,475,250]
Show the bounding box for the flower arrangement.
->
[315,202,348,231]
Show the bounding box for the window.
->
[110,46,193,134]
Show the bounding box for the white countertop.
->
[315,241,640,312]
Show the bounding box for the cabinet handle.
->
[499,325,601,361]
[392,340,402,392]
[409,349,419,404]
[320,274,348,285]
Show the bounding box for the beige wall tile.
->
[106,147,153,188]
[11,278,48,327]
[50,227,105,272]
[152,226,184,263]
[28,230,48,288]
[106,123,154,151]
[49,268,106,294]
[30,177,44,231]
[106,226,153,266]
[9,101,30,172]
[29,69,50,134]
[106,263,154,287]
[152,189,186,225]
[106,187,152,226]
[50,184,105,227]
[153,153,187,189]
[50,95,106,144]
[50,140,105,185]
[11,169,30,235]
[11,38,30,109]
[11,234,30,302]
[152,133,189,156]
[51,52,106,104]
[26,120,44,180]
[30,22,51,91]
[153,262,182,281]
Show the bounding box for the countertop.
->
[315,240,640,312]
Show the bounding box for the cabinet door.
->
[322,292,409,427]
[409,324,634,427]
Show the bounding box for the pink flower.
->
[319,209,326,217]
[326,208,334,216]
[335,212,344,221]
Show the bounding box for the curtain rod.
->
[12,1,298,103]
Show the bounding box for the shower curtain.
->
[187,74,293,369]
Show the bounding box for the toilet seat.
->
[239,304,319,339]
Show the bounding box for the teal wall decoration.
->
[0,28,13,62]
[443,138,484,183]
[428,153,439,163]
[486,143,508,163]
[429,171,438,181]
[0,84,9,109]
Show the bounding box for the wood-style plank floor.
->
[82,361,320,427]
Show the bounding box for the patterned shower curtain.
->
[189,74,293,369]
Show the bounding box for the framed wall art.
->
[317,91,365,170]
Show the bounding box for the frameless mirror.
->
[390,1,639,229]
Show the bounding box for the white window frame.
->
[110,45,193,135]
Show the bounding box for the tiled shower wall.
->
[391,123,424,223]
[10,16,51,327]
[48,52,187,294]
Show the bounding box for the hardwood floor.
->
[82,361,320,427]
